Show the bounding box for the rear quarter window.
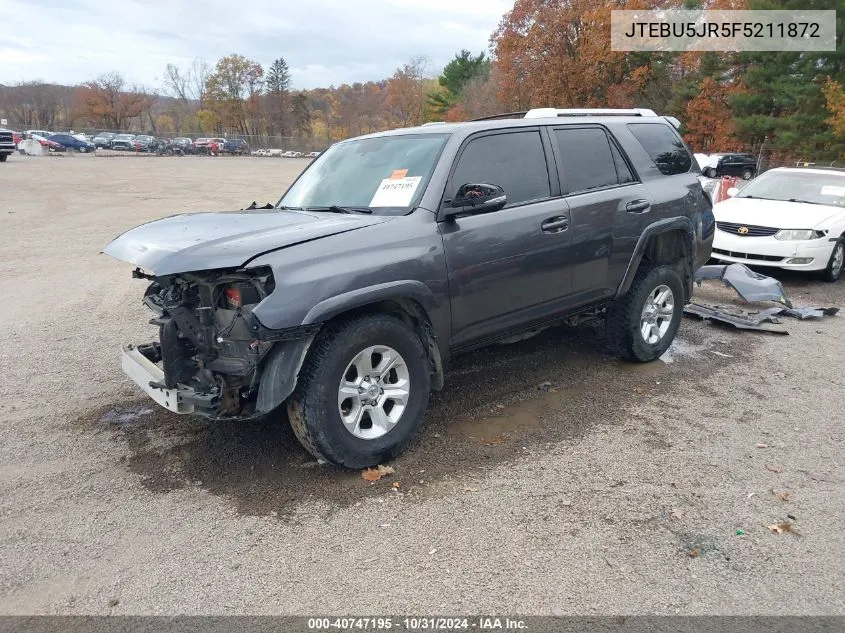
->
[627,123,692,176]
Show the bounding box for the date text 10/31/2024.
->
[307,617,529,630]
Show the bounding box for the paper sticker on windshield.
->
[821,185,845,197]
[390,169,408,179]
[370,176,422,207]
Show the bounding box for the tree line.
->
[1,0,842,160]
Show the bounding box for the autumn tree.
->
[492,0,682,110]
[683,77,743,151]
[823,79,845,138]
[205,54,264,134]
[266,57,292,136]
[0,81,70,128]
[387,57,433,127]
[76,72,154,130]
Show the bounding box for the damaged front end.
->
[122,266,317,420]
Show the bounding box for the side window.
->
[451,131,550,207]
[554,127,620,193]
[627,123,692,176]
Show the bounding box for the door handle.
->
[541,217,569,233]
[626,199,651,213]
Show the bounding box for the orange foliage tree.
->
[683,77,744,152]
[75,72,154,130]
[823,79,845,139]
[491,0,681,110]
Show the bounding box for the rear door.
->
[439,128,574,348]
[549,125,652,303]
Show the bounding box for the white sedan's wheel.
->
[822,241,845,283]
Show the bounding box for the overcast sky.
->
[0,0,512,90]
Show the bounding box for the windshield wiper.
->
[787,198,827,206]
[305,205,373,215]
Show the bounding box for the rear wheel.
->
[606,265,684,362]
[822,241,845,283]
[742,168,754,180]
[287,314,430,469]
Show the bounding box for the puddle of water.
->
[100,404,154,424]
[614,358,666,374]
[451,385,585,444]
[660,338,709,364]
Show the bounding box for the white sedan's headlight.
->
[774,229,825,241]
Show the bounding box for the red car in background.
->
[13,131,22,145]
[30,134,66,152]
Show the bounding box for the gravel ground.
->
[0,153,843,615]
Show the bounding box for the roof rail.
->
[524,108,659,119]
[470,111,528,121]
[420,121,446,126]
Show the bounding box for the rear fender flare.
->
[616,217,696,299]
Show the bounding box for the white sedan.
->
[712,167,845,282]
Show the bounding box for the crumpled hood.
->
[103,208,391,275]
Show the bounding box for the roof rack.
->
[420,121,446,126]
[471,111,528,121]
[524,107,659,118]
[470,108,681,128]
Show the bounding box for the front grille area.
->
[716,221,779,237]
[712,248,783,262]
[0,131,13,143]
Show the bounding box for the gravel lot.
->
[1,153,843,615]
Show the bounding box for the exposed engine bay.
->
[127,266,317,419]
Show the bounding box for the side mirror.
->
[442,183,507,219]
[727,187,739,198]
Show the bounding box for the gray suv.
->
[105,108,714,468]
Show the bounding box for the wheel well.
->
[323,298,445,391]
[639,229,693,301]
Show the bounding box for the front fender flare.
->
[616,217,696,299]
[302,280,439,326]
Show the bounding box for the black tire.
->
[287,314,431,469]
[606,265,685,362]
[706,168,717,178]
[742,168,754,180]
[0,154,7,162]
[821,241,845,283]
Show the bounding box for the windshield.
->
[278,133,448,215]
[116,135,133,140]
[738,170,845,207]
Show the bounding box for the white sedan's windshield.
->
[738,171,845,207]
[279,134,448,215]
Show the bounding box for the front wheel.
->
[822,241,845,283]
[606,265,684,362]
[706,168,717,178]
[287,314,431,469]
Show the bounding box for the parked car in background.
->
[268,149,284,157]
[305,151,320,158]
[25,129,53,139]
[223,138,249,155]
[48,133,96,153]
[251,148,269,156]
[171,137,194,153]
[104,107,713,469]
[133,135,157,152]
[281,150,297,157]
[12,131,23,146]
[702,153,757,180]
[110,134,137,151]
[712,167,845,282]
[30,134,65,152]
[0,128,15,162]
[93,132,117,148]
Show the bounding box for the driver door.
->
[439,128,575,349]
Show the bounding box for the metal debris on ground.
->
[683,302,789,334]
[695,263,792,307]
[754,306,839,321]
